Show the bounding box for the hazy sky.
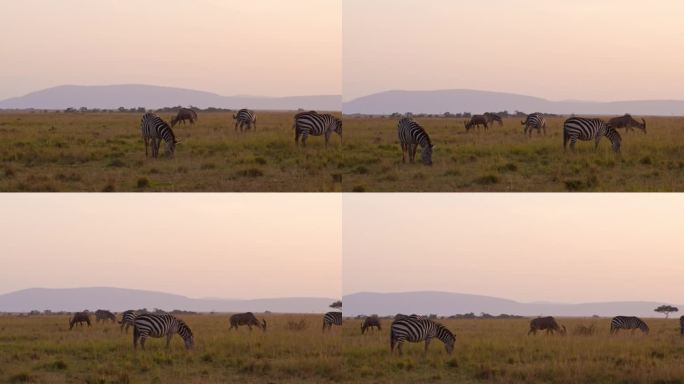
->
[343,194,684,304]
[343,0,684,101]
[0,0,341,100]
[0,195,341,299]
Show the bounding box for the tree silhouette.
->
[329,301,342,309]
[654,305,679,318]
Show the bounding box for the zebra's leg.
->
[166,333,173,348]
[144,137,149,158]
[401,143,407,163]
[594,136,602,150]
[424,338,432,354]
[570,138,577,152]
[410,144,418,163]
[397,342,404,356]
[325,132,331,149]
[302,134,308,148]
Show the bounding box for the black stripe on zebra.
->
[233,109,257,132]
[141,113,179,159]
[390,317,455,355]
[119,310,137,333]
[563,117,621,153]
[133,313,194,350]
[397,118,433,165]
[521,113,547,136]
[322,311,342,332]
[610,316,649,335]
[293,111,342,148]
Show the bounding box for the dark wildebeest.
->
[361,315,382,334]
[528,316,566,335]
[69,311,92,330]
[608,114,646,134]
[95,309,116,323]
[465,115,489,132]
[170,108,198,127]
[229,312,267,332]
[680,316,684,336]
[483,112,503,127]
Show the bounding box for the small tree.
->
[329,301,342,309]
[654,305,679,318]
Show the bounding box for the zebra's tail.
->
[563,128,569,150]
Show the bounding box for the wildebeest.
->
[608,114,646,134]
[528,316,566,335]
[229,312,267,332]
[170,108,198,127]
[465,115,489,131]
[69,311,91,330]
[483,112,503,127]
[95,309,116,323]
[361,315,382,334]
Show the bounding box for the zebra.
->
[170,108,198,127]
[322,311,342,332]
[94,309,116,324]
[361,315,382,334]
[394,314,425,321]
[69,312,91,330]
[610,316,649,335]
[390,317,455,355]
[521,113,547,136]
[528,316,566,335]
[119,310,137,333]
[229,312,267,332]
[608,114,646,134]
[293,111,342,148]
[141,113,179,159]
[465,115,489,132]
[397,118,433,165]
[563,117,621,153]
[233,109,257,132]
[483,112,503,127]
[133,313,194,350]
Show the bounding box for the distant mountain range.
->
[344,291,680,318]
[0,287,336,313]
[343,89,684,116]
[0,84,341,111]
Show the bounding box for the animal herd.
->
[66,310,343,350]
[140,108,343,159]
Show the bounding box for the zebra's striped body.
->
[563,117,621,153]
[483,112,503,127]
[119,310,137,333]
[293,111,342,148]
[229,312,267,332]
[322,311,342,332]
[170,108,198,127]
[609,114,646,133]
[133,313,194,350]
[610,316,649,335]
[521,113,547,136]
[141,113,179,159]
[465,115,489,131]
[95,309,116,323]
[233,109,257,132]
[397,118,433,165]
[390,317,455,355]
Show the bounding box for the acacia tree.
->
[329,301,342,309]
[654,305,679,318]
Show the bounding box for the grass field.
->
[0,313,342,383]
[343,116,684,191]
[343,317,684,383]
[0,111,344,192]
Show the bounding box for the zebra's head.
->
[261,319,267,332]
[438,325,456,354]
[333,118,342,136]
[421,144,434,166]
[609,128,621,154]
[165,139,179,158]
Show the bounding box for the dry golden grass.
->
[0,313,341,383]
[343,116,684,191]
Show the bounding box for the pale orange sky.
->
[0,195,341,299]
[343,0,684,101]
[343,194,684,304]
[1,0,341,100]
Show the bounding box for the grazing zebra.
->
[133,313,194,350]
[119,310,137,333]
[141,113,179,159]
[322,311,342,332]
[483,112,503,127]
[170,108,198,127]
[95,309,116,324]
[394,314,425,321]
[361,315,382,334]
[608,114,646,134]
[563,117,621,153]
[233,109,257,132]
[528,316,566,335]
[293,111,342,148]
[680,316,684,336]
[229,312,267,332]
[397,118,433,165]
[390,317,455,355]
[521,113,547,136]
[69,312,91,330]
[610,316,649,335]
[465,115,489,132]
